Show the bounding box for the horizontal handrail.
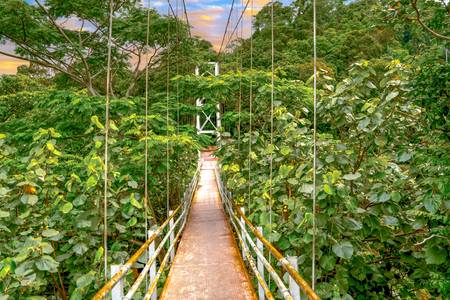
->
[221,192,286,300]
[92,165,200,300]
[123,209,185,300]
[92,204,182,300]
[228,206,292,299]
[125,167,199,299]
[215,165,320,300]
[236,209,320,300]
[226,204,274,300]
[143,215,186,300]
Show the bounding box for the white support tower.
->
[195,62,221,135]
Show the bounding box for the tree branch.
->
[0,50,84,86]
[34,0,94,84]
[411,0,450,41]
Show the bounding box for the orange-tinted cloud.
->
[0,58,29,75]
[0,41,29,75]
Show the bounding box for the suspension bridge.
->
[93,150,319,300]
[92,0,320,298]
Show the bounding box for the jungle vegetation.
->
[0,0,448,299]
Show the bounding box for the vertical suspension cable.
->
[248,0,253,214]
[268,0,275,288]
[103,0,114,282]
[237,0,242,151]
[144,0,151,290]
[176,0,180,135]
[312,0,317,291]
[166,3,171,218]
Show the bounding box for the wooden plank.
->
[160,158,256,300]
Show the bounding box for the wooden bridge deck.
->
[160,157,256,300]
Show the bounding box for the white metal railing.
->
[93,165,200,300]
[214,166,320,300]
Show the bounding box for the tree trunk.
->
[125,77,138,98]
[87,84,99,96]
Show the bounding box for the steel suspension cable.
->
[312,0,318,291]
[248,0,254,214]
[176,0,180,135]
[217,0,236,58]
[222,0,250,55]
[181,0,192,38]
[269,0,275,288]
[144,0,151,290]
[166,3,171,218]
[237,0,242,151]
[103,0,114,282]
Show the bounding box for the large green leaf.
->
[332,241,354,259]
[35,255,59,272]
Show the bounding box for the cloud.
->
[0,41,29,75]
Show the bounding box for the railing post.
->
[147,230,157,300]
[287,256,301,300]
[257,226,265,300]
[111,265,124,300]
[169,210,175,261]
[240,207,246,261]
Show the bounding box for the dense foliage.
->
[0,90,200,298]
[216,61,449,298]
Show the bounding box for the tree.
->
[0,0,208,96]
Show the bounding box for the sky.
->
[0,0,292,75]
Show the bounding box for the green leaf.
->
[287,178,298,185]
[0,133,6,139]
[357,117,370,130]
[278,236,290,250]
[385,91,399,102]
[73,243,88,255]
[280,146,291,156]
[94,247,104,263]
[115,223,126,233]
[391,192,401,202]
[35,255,59,272]
[425,246,447,265]
[378,192,390,203]
[0,210,9,218]
[76,271,96,288]
[423,195,441,214]
[60,202,73,214]
[91,116,104,129]
[20,194,38,206]
[342,172,361,181]
[86,176,98,189]
[46,142,62,156]
[110,120,119,131]
[127,217,137,227]
[259,211,269,224]
[130,193,142,209]
[323,184,333,195]
[397,152,412,162]
[0,264,11,280]
[42,229,59,238]
[332,241,354,259]
[128,180,138,189]
[279,164,292,178]
[73,195,87,207]
[319,255,336,271]
[35,168,46,177]
[366,81,376,89]
[300,184,313,194]
[383,216,398,226]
